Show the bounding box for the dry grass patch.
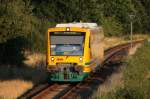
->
[104,34,150,49]
[0,53,47,98]
[91,67,124,99]
[132,34,150,40]
[128,43,142,55]
[104,37,126,49]
[0,80,33,99]
[99,70,124,94]
[23,53,46,68]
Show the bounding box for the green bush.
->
[100,17,123,37]
[123,41,150,99]
[26,18,49,53]
[26,18,56,53]
[94,41,150,99]
[115,88,144,99]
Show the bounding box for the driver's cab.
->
[47,27,91,67]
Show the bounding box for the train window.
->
[50,32,85,56]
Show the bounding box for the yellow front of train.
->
[47,26,92,82]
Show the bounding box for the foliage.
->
[98,0,134,32]
[100,16,123,36]
[0,0,37,43]
[31,0,100,23]
[31,0,150,34]
[94,88,143,99]
[0,0,150,64]
[123,41,150,99]
[0,0,150,43]
[27,18,49,52]
[95,41,150,99]
[0,37,27,65]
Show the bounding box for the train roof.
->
[56,23,101,29]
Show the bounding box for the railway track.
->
[20,40,144,99]
[60,40,144,99]
[19,83,76,99]
[104,40,144,63]
[32,84,75,99]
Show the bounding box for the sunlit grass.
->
[0,80,33,99]
[0,53,47,98]
[104,34,150,49]
[91,40,150,99]
[0,34,149,98]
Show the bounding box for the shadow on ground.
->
[0,37,48,85]
[0,64,48,84]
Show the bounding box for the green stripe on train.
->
[48,72,89,82]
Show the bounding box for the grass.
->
[104,34,150,49]
[91,67,124,99]
[123,40,150,99]
[0,34,149,98]
[91,40,150,99]
[0,53,48,98]
[0,80,33,99]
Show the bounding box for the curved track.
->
[20,40,144,99]
[60,40,144,99]
[32,84,74,99]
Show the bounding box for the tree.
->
[31,0,101,23]
[134,0,150,33]
[0,0,37,43]
[101,16,123,36]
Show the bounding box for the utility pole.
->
[129,14,135,48]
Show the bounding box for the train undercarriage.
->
[47,64,89,82]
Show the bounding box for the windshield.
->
[50,32,85,56]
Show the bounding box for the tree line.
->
[0,0,150,43]
[0,0,149,64]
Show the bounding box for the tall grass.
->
[92,40,150,99]
[123,40,150,99]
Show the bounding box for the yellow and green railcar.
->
[46,23,104,82]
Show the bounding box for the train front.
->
[47,27,91,82]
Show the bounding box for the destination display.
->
[50,32,84,36]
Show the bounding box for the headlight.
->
[51,57,54,61]
[66,27,70,31]
[79,57,82,61]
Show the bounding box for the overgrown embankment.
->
[122,41,150,99]
[92,40,150,99]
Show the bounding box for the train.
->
[46,23,104,82]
